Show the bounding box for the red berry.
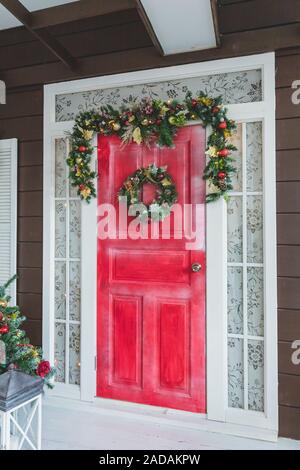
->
[78,146,87,152]
[217,171,226,179]
[218,121,227,129]
[218,149,229,157]
[156,119,162,125]
[79,184,85,191]
[212,106,220,114]
[191,99,198,107]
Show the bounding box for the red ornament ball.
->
[78,146,87,153]
[218,121,227,129]
[217,171,226,179]
[218,149,229,157]
[0,324,9,334]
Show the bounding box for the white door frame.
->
[43,52,277,438]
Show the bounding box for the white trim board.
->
[43,52,277,439]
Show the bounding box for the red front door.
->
[97,126,206,412]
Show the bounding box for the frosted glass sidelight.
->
[247,195,263,264]
[227,267,243,334]
[230,123,243,192]
[55,139,67,197]
[69,200,81,259]
[69,261,81,322]
[227,121,264,413]
[227,196,243,263]
[55,201,66,258]
[247,267,264,337]
[54,138,81,387]
[246,122,263,192]
[55,323,66,383]
[55,262,66,320]
[248,340,264,412]
[228,338,244,409]
[69,324,81,385]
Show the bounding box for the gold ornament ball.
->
[112,122,121,131]
[0,299,8,308]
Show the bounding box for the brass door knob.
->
[191,262,202,273]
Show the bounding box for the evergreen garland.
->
[67,92,237,203]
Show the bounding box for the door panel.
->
[97,126,206,412]
[109,295,142,388]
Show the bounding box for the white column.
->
[206,198,227,421]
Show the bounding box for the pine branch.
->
[0,274,17,299]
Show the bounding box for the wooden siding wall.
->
[276,48,300,440]
[0,0,299,439]
[220,0,300,440]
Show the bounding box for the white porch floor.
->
[42,396,300,450]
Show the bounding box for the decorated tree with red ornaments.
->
[0,275,55,387]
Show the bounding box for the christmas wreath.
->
[118,164,178,221]
[67,91,237,203]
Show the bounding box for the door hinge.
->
[94,355,97,371]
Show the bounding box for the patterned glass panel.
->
[55,262,66,320]
[55,139,67,197]
[56,69,262,121]
[229,123,243,192]
[228,338,244,409]
[54,136,81,387]
[248,340,264,411]
[246,122,262,192]
[69,261,81,321]
[227,196,243,263]
[247,267,264,336]
[69,200,81,258]
[69,180,78,198]
[55,201,66,258]
[69,323,80,385]
[247,195,263,263]
[228,267,243,334]
[227,120,265,413]
[55,322,65,383]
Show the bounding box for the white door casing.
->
[43,53,277,439]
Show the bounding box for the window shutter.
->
[0,139,17,303]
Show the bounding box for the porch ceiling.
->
[0,0,220,61]
[0,0,79,30]
[1,0,300,85]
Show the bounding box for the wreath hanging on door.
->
[67,91,237,203]
[118,164,178,222]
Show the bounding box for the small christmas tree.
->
[0,275,55,387]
